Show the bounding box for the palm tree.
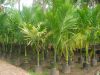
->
[6,8,24,61]
[0,0,5,4]
[89,4,100,66]
[45,0,77,74]
[0,0,6,11]
[75,4,100,69]
[21,22,47,73]
[5,0,17,6]
[0,10,8,58]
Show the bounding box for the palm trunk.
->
[16,42,21,65]
[80,49,84,64]
[86,43,89,63]
[92,44,97,66]
[32,0,36,6]
[50,48,59,75]
[62,48,71,74]
[2,42,5,58]
[9,34,13,58]
[54,49,57,68]
[42,50,44,64]
[0,4,4,11]
[35,49,42,74]
[83,43,90,70]
[9,43,13,58]
[66,48,69,65]
[24,45,28,63]
[37,50,40,67]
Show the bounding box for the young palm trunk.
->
[2,42,6,59]
[41,49,45,67]
[83,44,90,70]
[54,49,57,68]
[2,34,7,58]
[9,34,14,59]
[69,49,74,68]
[5,35,8,59]
[4,43,7,58]
[80,49,84,64]
[62,48,71,74]
[16,42,21,66]
[92,57,97,66]
[21,45,29,69]
[50,48,59,75]
[9,43,13,58]
[0,43,2,57]
[37,50,40,66]
[92,47,97,66]
[35,49,42,74]
[24,45,28,64]
[86,44,89,63]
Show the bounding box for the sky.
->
[14,0,33,10]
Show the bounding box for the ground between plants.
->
[0,59,99,75]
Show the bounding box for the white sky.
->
[14,0,33,10]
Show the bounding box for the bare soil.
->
[0,60,29,75]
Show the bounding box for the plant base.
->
[35,66,42,74]
[50,68,59,75]
[83,62,90,70]
[62,64,71,74]
[91,58,97,66]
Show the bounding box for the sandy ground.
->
[0,60,29,75]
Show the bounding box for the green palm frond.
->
[21,23,47,45]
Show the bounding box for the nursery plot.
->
[0,0,100,75]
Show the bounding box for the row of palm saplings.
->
[0,8,27,63]
[21,2,100,75]
[0,1,100,75]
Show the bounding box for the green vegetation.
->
[0,0,100,75]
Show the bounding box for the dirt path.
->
[0,60,29,75]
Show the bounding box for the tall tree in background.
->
[18,0,20,11]
[5,0,17,6]
[0,0,5,11]
[0,0,5,4]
